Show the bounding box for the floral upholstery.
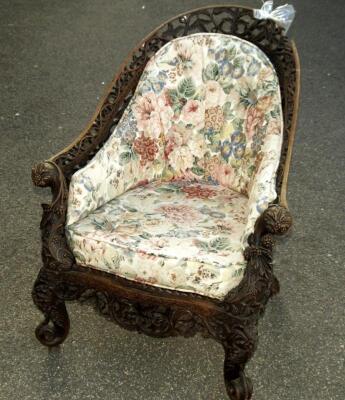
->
[66,33,283,299]
[67,180,249,299]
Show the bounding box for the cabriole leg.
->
[222,323,258,400]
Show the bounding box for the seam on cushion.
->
[67,183,249,266]
[68,231,245,300]
[68,228,245,270]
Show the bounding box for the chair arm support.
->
[243,204,292,264]
[32,161,74,268]
[47,67,138,179]
[224,204,292,307]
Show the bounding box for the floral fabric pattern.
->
[66,33,283,298]
[67,181,249,299]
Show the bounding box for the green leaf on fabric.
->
[220,79,234,94]
[191,166,205,176]
[139,232,152,239]
[270,105,280,118]
[154,186,178,193]
[119,151,132,165]
[232,266,245,277]
[230,158,241,169]
[208,133,221,147]
[223,102,233,119]
[233,57,244,69]
[194,240,210,251]
[125,206,138,212]
[202,62,220,82]
[111,254,125,268]
[178,77,196,98]
[209,237,231,251]
[247,165,255,177]
[73,250,86,262]
[227,46,237,60]
[233,118,245,131]
[168,88,179,102]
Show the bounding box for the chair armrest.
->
[243,131,284,242]
[48,95,117,178]
[47,66,143,179]
[32,161,74,267]
[224,201,292,305]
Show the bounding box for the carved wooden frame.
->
[31,5,300,400]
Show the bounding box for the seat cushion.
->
[66,180,249,299]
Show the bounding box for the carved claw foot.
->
[223,327,256,400]
[32,273,70,347]
[34,302,70,347]
[224,367,253,400]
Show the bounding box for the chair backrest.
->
[56,6,299,207]
[116,33,283,195]
[66,32,284,227]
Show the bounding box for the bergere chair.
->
[31,5,300,399]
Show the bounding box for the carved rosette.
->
[263,204,293,235]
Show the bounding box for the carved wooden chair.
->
[31,5,300,399]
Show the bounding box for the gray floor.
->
[1,0,344,399]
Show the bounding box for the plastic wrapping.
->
[254,1,296,33]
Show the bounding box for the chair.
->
[31,5,300,399]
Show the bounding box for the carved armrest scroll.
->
[245,204,292,259]
[32,161,74,268]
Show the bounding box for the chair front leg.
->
[32,269,70,347]
[222,322,258,400]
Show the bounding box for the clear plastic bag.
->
[253,1,296,33]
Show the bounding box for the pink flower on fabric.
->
[157,91,174,132]
[134,93,162,138]
[245,107,264,139]
[181,99,205,129]
[267,117,282,136]
[205,80,226,108]
[164,136,176,160]
[168,146,194,174]
[158,204,200,223]
[133,133,159,166]
[257,95,273,111]
[211,163,235,188]
[182,185,217,199]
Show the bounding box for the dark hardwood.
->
[31,6,300,399]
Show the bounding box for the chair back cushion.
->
[67,33,283,226]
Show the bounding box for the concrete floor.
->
[1,0,344,399]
